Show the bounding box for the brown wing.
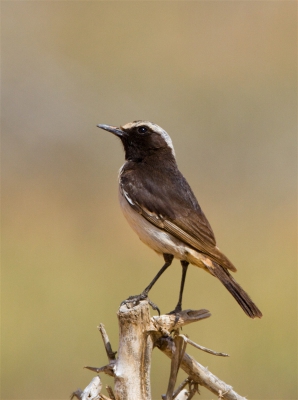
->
[120,164,236,272]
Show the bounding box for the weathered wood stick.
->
[165,335,185,400]
[156,336,246,400]
[79,300,247,400]
[179,334,229,357]
[113,301,153,400]
[98,323,117,363]
[150,309,211,334]
[71,376,103,400]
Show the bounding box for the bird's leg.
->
[168,260,189,315]
[121,254,174,314]
[142,253,174,296]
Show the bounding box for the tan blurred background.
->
[2,2,297,399]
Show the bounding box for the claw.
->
[121,294,160,315]
[166,305,182,325]
[167,304,182,315]
[147,299,160,315]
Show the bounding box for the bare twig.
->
[172,377,190,398]
[71,376,102,400]
[84,364,114,377]
[165,335,185,400]
[156,336,246,400]
[179,334,229,357]
[98,324,117,363]
[186,381,199,399]
[105,386,116,400]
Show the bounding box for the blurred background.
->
[2,2,297,399]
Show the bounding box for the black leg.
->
[121,253,174,314]
[142,253,174,296]
[169,260,189,314]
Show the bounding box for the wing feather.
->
[120,164,236,272]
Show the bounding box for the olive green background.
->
[2,1,297,399]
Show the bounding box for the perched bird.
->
[97,121,262,318]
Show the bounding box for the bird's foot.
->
[167,304,182,315]
[166,304,182,325]
[121,293,160,315]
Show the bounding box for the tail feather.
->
[211,262,262,319]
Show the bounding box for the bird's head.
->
[97,121,176,162]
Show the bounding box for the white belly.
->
[118,184,214,274]
[119,188,205,265]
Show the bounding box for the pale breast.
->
[118,186,187,259]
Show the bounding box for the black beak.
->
[97,124,126,138]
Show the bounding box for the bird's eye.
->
[137,126,148,134]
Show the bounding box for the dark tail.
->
[212,262,262,319]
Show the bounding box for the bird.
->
[97,121,262,319]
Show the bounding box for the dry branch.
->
[71,376,103,400]
[156,337,246,400]
[74,299,248,400]
[178,334,229,357]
